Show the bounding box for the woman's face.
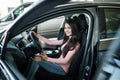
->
[64,23,72,37]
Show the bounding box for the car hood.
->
[0,21,13,30]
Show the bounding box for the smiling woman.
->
[30,18,80,75]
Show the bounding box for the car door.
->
[93,5,120,79]
[98,6,120,64]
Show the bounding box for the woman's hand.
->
[34,53,41,61]
[32,31,38,37]
[40,53,48,60]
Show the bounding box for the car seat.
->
[26,14,88,80]
[26,38,86,80]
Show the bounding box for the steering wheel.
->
[29,31,42,52]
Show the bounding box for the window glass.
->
[100,8,120,39]
[99,8,120,63]
[13,4,31,19]
[37,16,65,39]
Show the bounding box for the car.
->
[0,0,119,80]
[0,2,33,30]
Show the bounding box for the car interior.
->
[3,13,90,80]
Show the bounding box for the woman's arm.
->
[33,31,63,45]
[47,43,80,64]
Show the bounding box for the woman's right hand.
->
[40,53,48,60]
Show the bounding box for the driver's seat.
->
[34,39,86,80]
[26,31,87,80]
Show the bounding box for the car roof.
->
[65,1,120,7]
[6,0,120,40]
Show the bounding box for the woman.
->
[33,19,80,75]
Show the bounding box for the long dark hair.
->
[62,19,79,57]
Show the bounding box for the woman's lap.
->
[38,59,66,75]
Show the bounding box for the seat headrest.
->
[77,14,88,33]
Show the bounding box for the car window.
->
[98,8,120,63]
[13,4,31,19]
[37,16,65,39]
[13,6,24,17]
[100,8,120,39]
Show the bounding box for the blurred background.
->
[0,0,36,18]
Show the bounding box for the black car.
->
[0,0,120,80]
